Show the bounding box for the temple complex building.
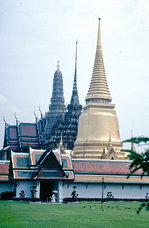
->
[0,19,148,202]
[73,18,125,160]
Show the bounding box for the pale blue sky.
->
[0,0,149,150]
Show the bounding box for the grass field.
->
[0,201,148,228]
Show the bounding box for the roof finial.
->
[131,129,136,151]
[57,60,60,70]
[39,106,43,119]
[14,113,19,125]
[59,133,63,148]
[3,115,6,124]
[131,129,133,138]
[109,131,111,141]
[33,110,38,123]
[107,131,112,147]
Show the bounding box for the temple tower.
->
[44,62,66,140]
[73,19,125,159]
[63,41,82,149]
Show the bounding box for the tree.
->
[30,185,37,200]
[71,186,78,200]
[123,137,149,214]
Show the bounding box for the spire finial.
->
[97,18,102,47]
[69,41,80,106]
[75,40,78,65]
[57,60,60,70]
[73,41,78,90]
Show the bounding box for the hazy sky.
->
[0,0,149,150]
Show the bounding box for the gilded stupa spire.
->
[86,18,112,103]
[73,19,124,160]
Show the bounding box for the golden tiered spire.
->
[73,19,125,160]
[86,18,112,102]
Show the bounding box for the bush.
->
[1,191,14,200]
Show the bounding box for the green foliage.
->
[71,186,78,200]
[1,191,14,199]
[123,137,149,214]
[123,137,149,144]
[123,137,149,177]
[30,186,37,200]
[19,190,25,199]
[136,203,149,215]
[127,150,149,177]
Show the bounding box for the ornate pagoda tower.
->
[63,41,82,150]
[73,19,126,160]
[44,62,66,141]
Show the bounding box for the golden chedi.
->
[73,18,126,160]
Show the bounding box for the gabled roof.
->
[10,148,74,180]
[32,149,66,179]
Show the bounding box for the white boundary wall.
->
[15,180,40,198]
[62,182,149,200]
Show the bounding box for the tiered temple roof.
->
[1,118,45,160]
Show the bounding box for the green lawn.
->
[0,201,148,228]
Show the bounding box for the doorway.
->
[40,181,54,201]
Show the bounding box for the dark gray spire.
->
[44,63,66,139]
[70,41,79,106]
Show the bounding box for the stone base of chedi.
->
[73,18,127,160]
